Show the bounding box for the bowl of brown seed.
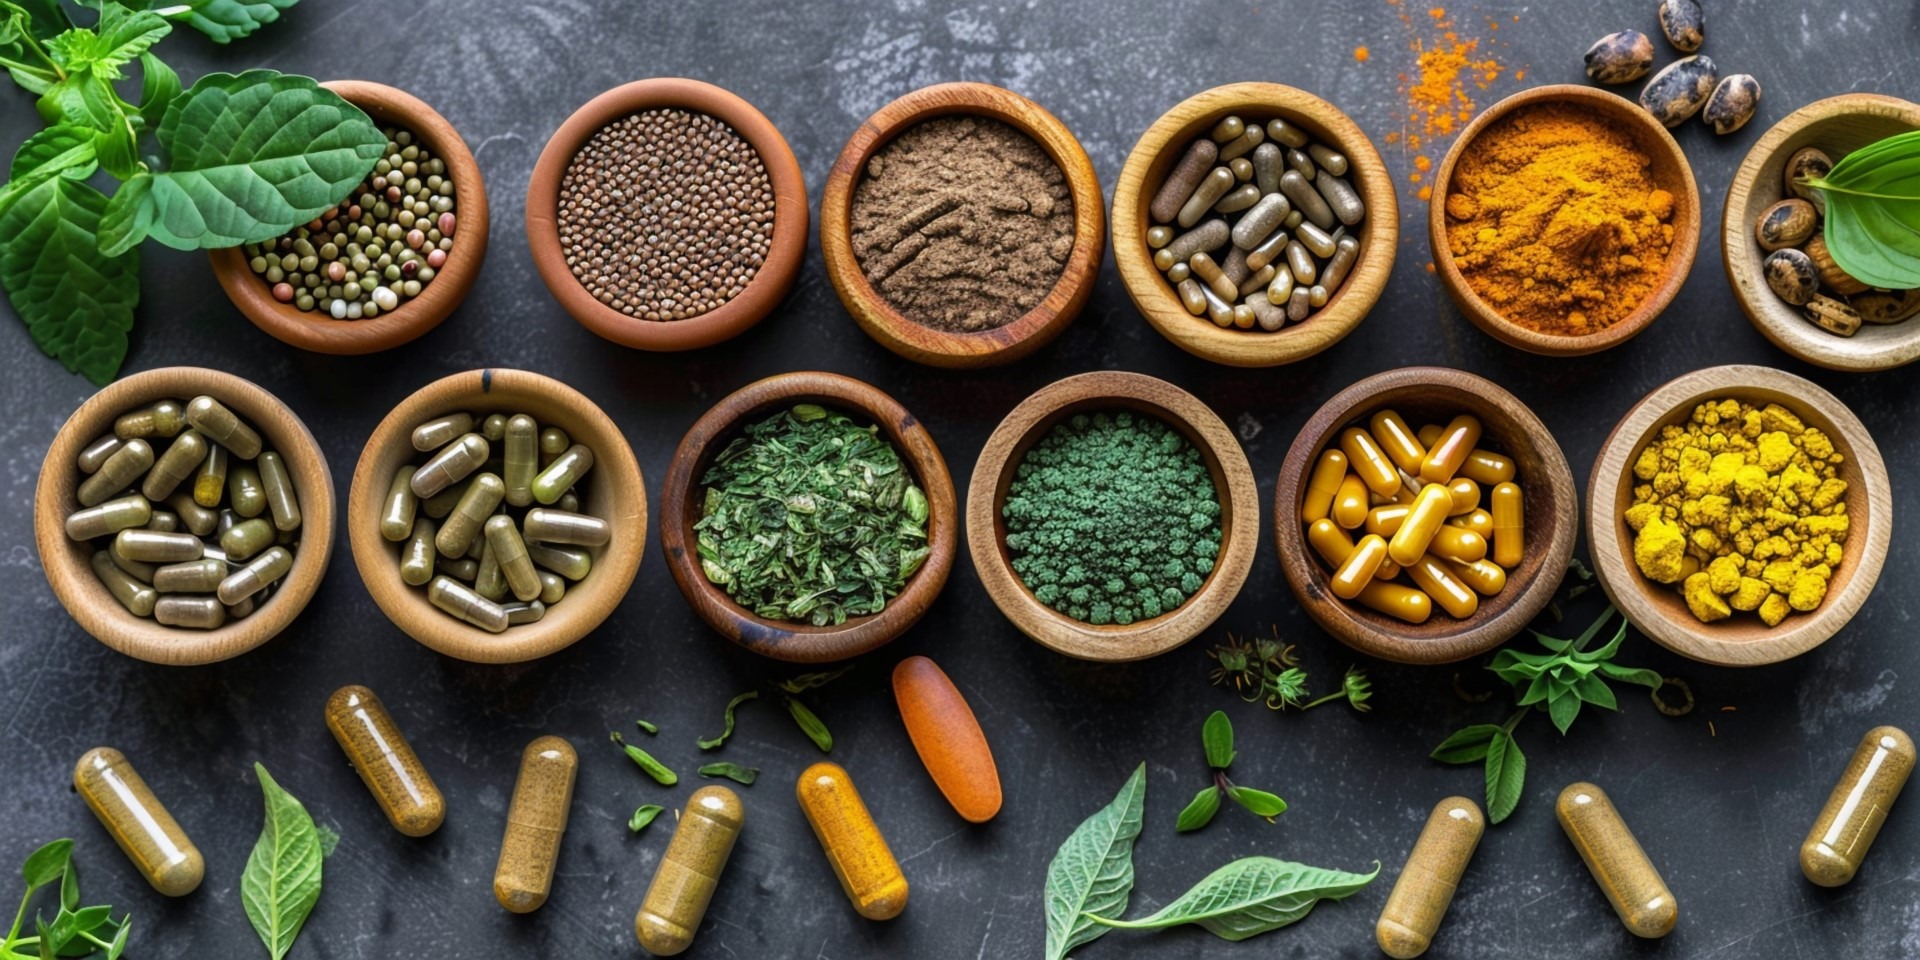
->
[526,78,809,352]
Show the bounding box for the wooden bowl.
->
[1274,367,1577,665]
[966,372,1260,661]
[525,78,807,352]
[348,369,646,663]
[1111,83,1397,368]
[35,368,335,665]
[1429,85,1700,356]
[1724,94,1920,372]
[1588,365,1892,666]
[209,81,489,355]
[819,82,1106,367]
[658,372,958,663]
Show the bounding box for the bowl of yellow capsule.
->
[1274,367,1577,665]
[1588,365,1892,666]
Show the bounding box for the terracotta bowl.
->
[820,82,1106,367]
[1112,82,1397,368]
[1274,367,1576,665]
[209,81,489,355]
[966,371,1260,661]
[1429,85,1700,356]
[1724,94,1920,372]
[35,367,335,665]
[349,369,646,663]
[526,78,807,351]
[1588,365,1891,666]
[658,372,958,663]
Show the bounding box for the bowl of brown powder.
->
[821,82,1106,367]
[526,78,808,351]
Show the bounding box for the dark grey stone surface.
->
[4,1,1919,957]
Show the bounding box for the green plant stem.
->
[0,4,63,79]
[1501,708,1526,735]
[1298,690,1345,710]
[6,887,28,942]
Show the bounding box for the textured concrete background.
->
[4,1,1920,957]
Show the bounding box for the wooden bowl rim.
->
[1428,84,1702,357]
[1111,81,1399,368]
[819,81,1107,367]
[1721,93,1920,372]
[347,368,647,663]
[524,77,807,352]
[1272,366,1577,664]
[965,370,1260,661]
[34,367,336,665]
[1586,364,1892,666]
[657,371,958,663]
[209,80,490,356]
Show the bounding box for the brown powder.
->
[849,116,1074,333]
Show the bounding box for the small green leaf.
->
[1598,661,1664,690]
[1227,785,1288,820]
[697,691,755,750]
[106,916,130,960]
[86,7,171,77]
[1201,711,1235,769]
[164,0,299,43]
[610,732,678,786]
[1484,731,1526,824]
[241,763,324,960]
[633,718,658,736]
[9,125,97,183]
[785,696,833,753]
[93,121,139,179]
[59,854,78,909]
[1174,786,1220,833]
[628,805,665,834]
[1573,674,1618,710]
[1044,764,1146,960]
[22,839,71,888]
[1084,856,1378,941]
[697,762,758,785]
[1430,724,1500,764]
[36,68,120,131]
[1548,691,1581,735]
[1,176,139,384]
[136,52,179,132]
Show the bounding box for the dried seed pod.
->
[1851,288,1920,325]
[1804,295,1863,337]
[1584,30,1656,84]
[1763,248,1820,306]
[1639,55,1717,127]
[1783,148,1833,209]
[1658,0,1705,52]
[1805,233,1872,296]
[1754,199,1818,252]
[1703,74,1761,135]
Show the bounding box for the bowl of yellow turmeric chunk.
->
[1587,365,1892,666]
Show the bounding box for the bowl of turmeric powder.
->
[1430,85,1700,356]
[1587,365,1891,666]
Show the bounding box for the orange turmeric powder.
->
[1443,103,1676,337]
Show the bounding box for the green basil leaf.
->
[1084,856,1378,941]
[697,691,756,750]
[10,125,97,183]
[1484,731,1526,824]
[785,696,832,753]
[1430,724,1500,764]
[1201,710,1235,769]
[1227,785,1288,820]
[21,839,72,889]
[1597,661,1664,690]
[697,762,758,786]
[136,52,178,132]
[1573,673,1618,710]
[628,804,665,834]
[165,0,299,43]
[85,7,170,77]
[241,763,324,960]
[1548,691,1581,735]
[1175,786,1221,833]
[1044,763,1145,960]
[0,176,138,385]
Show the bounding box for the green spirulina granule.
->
[1002,410,1222,625]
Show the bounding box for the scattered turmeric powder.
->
[1354,45,1371,62]
[1393,4,1511,191]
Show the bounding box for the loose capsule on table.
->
[74,747,203,896]
[1556,782,1677,938]
[636,786,744,956]
[1377,797,1484,959]
[1800,726,1914,887]
[797,762,909,920]
[325,685,445,837]
[893,656,1002,823]
[494,735,577,913]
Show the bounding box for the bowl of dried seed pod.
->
[1724,94,1920,372]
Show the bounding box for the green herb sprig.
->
[610,731,679,786]
[241,763,323,960]
[1207,628,1372,714]
[1176,711,1287,832]
[1804,130,1920,289]
[1,839,130,959]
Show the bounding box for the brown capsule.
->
[1755,199,1816,252]
[1764,248,1820,305]
[1853,288,1920,325]
[1800,726,1914,887]
[1783,147,1833,208]
[494,736,577,913]
[1703,74,1760,135]
[1377,797,1485,958]
[1639,55,1717,127]
[74,747,204,896]
[636,786,745,956]
[1584,30,1655,84]
[1805,233,1871,296]
[325,685,445,837]
[1557,782,1677,938]
[1658,0,1705,52]
[1150,139,1220,224]
[1804,295,1864,337]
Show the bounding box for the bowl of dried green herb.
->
[659,372,959,662]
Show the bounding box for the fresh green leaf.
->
[1085,856,1378,941]
[92,121,138,179]
[1573,673,1618,710]
[35,68,119,131]
[611,732,678,786]
[1807,130,1920,288]
[21,840,71,889]
[1548,690,1581,735]
[697,691,755,750]
[1201,711,1234,769]
[1573,621,1627,663]
[161,0,299,43]
[10,124,98,184]
[240,763,323,960]
[1484,731,1526,824]
[1598,661,1663,690]
[58,855,77,910]
[1044,763,1145,960]
[105,917,130,960]
[628,805,665,834]
[11,0,70,41]
[1174,786,1220,833]
[0,176,138,384]
[633,718,658,735]
[697,762,758,786]
[785,696,832,753]
[75,7,170,77]
[136,52,178,131]
[1226,786,1287,820]
[1430,724,1500,764]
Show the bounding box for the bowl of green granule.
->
[967,371,1260,661]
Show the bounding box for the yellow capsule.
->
[494,735,577,913]
[1369,410,1429,474]
[1428,525,1488,564]
[1331,533,1388,600]
[1491,482,1525,568]
[1459,448,1516,485]
[1332,473,1370,529]
[1407,555,1479,619]
[1419,415,1482,484]
[637,786,745,956]
[1357,580,1432,624]
[1417,423,1444,447]
[325,685,445,837]
[1388,484,1454,567]
[73,747,204,897]
[1306,518,1355,568]
[1367,503,1411,538]
[1451,508,1494,539]
[1800,726,1915,887]
[1377,797,1485,959]
[797,762,909,920]
[1301,449,1348,521]
[1340,428,1401,498]
[1445,557,1508,596]
[1444,477,1480,515]
[1556,782,1677,938]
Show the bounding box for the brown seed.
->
[1804,294,1863,337]
[1755,199,1818,252]
[1584,30,1655,84]
[1783,148,1833,209]
[1852,288,1920,325]
[1805,233,1871,296]
[1763,248,1819,306]
[1703,74,1761,135]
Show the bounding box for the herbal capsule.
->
[192,443,227,508]
[219,546,291,604]
[436,473,505,558]
[1161,220,1229,264]
[1490,482,1524,568]
[1428,525,1488,565]
[1419,415,1482,484]
[503,600,546,625]
[1454,508,1494,539]
[227,463,265,518]
[474,540,508,601]
[1231,193,1291,250]
[78,434,125,474]
[1332,474,1369,530]
[109,534,158,582]
[1446,557,1509,595]
[1300,450,1349,523]
[1177,167,1235,228]
[411,433,489,499]
[74,747,203,896]
[257,451,300,532]
[539,570,566,604]
[1210,115,1245,142]
[159,492,212,537]
[1147,226,1173,249]
[1369,411,1427,475]
[1556,782,1677,938]
[1286,146,1317,180]
[216,509,237,538]
[401,518,437,586]
[1212,183,1261,215]
[1357,580,1432,624]
[526,542,591,581]
[1315,171,1365,227]
[184,396,261,459]
[481,413,508,442]
[411,412,474,452]
[91,551,157,617]
[1265,117,1309,148]
[797,762,909,920]
[1150,138,1219,223]
[68,494,151,540]
[504,414,539,507]
[1176,278,1207,316]
[1407,555,1478,619]
[1377,796,1484,959]
[226,594,257,619]
[1339,428,1400,498]
[430,576,508,633]
[1417,423,1443,447]
[1444,477,1480,516]
[1247,226,1290,273]
[1284,240,1317,285]
[1388,484,1455,567]
[422,482,462,519]
[1246,292,1285,331]
[494,735,578,913]
[1280,169,1336,231]
[1367,503,1412,539]
[154,558,225,594]
[1321,235,1360,291]
[893,656,1002,823]
[325,685,445,837]
[531,444,593,505]
[1332,534,1389,600]
[486,516,542,603]
[115,528,202,563]
[636,785,744,956]
[517,508,608,547]
[1216,123,1263,162]
[220,518,275,563]
[1308,143,1348,176]
[114,401,186,440]
[145,510,180,533]
[1800,726,1915,887]
[77,439,153,508]
[155,596,225,629]
[380,466,419,541]
[1306,518,1356,569]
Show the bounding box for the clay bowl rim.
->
[524,77,808,352]
[657,371,959,664]
[35,366,336,665]
[208,80,490,356]
[348,368,648,664]
[818,81,1107,368]
[1586,364,1891,667]
[1428,84,1702,357]
[1111,81,1399,369]
[1273,366,1578,665]
[965,370,1261,662]
[1722,93,1920,372]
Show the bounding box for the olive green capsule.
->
[115,529,202,563]
[539,570,566,604]
[494,735,577,913]
[1176,167,1235,229]
[556,491,581,514]
[216,509,237,539]
[77,439,153,508]
[1556,782,1677,938]
[481,413,507,442]
[503,600,547,625]
[109,535,156,583]
[481,516,540,603]
[436,473,505,558]
[74,747,203,896]
[531,445,594,505]
[1307,143,1348,177]
[523,508,611,547]
[1296,221,1337,258]
[411,412,475,452]
[218,546,291,604]
[154,558,226,594]
[504,414,539,507]
[114,400,186,440]
[190,443,227,509]
[220,518,275,563]
[430,575,508,632]
[1377,797,1484,958]
[184,396,261,459]
[1216,123,1264,162]
[1265,117,1309,148]
[539,426,570,458]
[226,594,257,619]
[1146,225,1173,249]
[401,517,438,586]
[155,596,225,629]
[1285,146,1316,180]
[227,463,266,518]
[257,451,300,532]
[145,511,179,533]
[1801,726,1915,887]
[636,785,745,956]
[77,434,125,474]
[422,482,463,519]
[165,492,217,537]
[465,529,486,560]
[1212,182,1261,215]
[1210,115,1245,142]
[325,685,446,837]
[381,466,419,542]
[1315,171,1365,227]
[1279,170,1335,231]
[411,433,489,499]
[442,557,479,581]
[527,541,591,581]
[474,539,508,601]
[1251,142,1284,195]
[91,551,156,617]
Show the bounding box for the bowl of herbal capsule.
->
[657,372,958,663]
[34,367,335,665]
[965,371,1260,662]
[347,368,647,664]
[525,78,808,352]
[210,81,489,356]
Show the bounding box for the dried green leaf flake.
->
[610,732,678,786]
[786,696,833,753]
[1,176,138,384]
[1044,763,1145,960]
[698,691,756,750]
[628,804,665,834]
[241,763,323,960]
[1086,856,1378,941]
[698,762,758,785]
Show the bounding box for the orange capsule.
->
[1428,525,1488,564]
[1417,423,1444,447]
[1451,508,1494,539]
[1460,448,1516,485]
[1388,484,1454,567]
[1445,477,1480,515]
[797,762,909,920]
[1419,415,1483,484]
[1340,428,1401,498]
[1369,410,1428,474]
[1332,474,1370,529]
[1332,534,1389,599]
[1307,518,1356,568]
[893,657,1001,824]
[1407,555,1479,618]
[1302,449,1349,521]
[1367,503,1411,538]
[1447,557,1508,595]
[1491,482,1524,568]
[1358,580,1432,624]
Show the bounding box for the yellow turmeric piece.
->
[1444,103,1675,336]
[1627,398,1849,626]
